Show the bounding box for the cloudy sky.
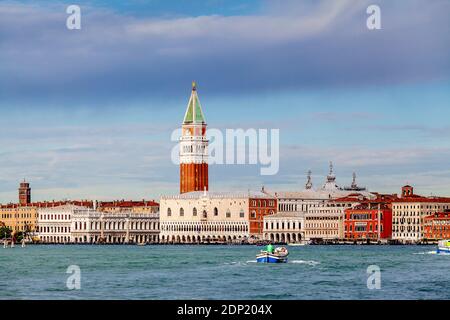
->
[0,0,449,202]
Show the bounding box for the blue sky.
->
[0,0,449,202]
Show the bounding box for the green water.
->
[1,245,449,300]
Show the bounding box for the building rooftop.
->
[161,190,276,200]
[269,189,375,201]
[264,211,305,219]
[392,195,450,203]
[38,204,92,211]
[99,200,159,208]
[0,200,93,209]
[183,81,206,124]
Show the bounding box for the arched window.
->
[180,208,184,217]
[226,209,231,218]
[203,210,207,218]
[239,209,245,218]
[193,208,197,216]
[167,208,172,217]
[214,207,218,216]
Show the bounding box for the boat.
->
[256,245,288,263]
[437,240,450,254]
[288,242,306,247]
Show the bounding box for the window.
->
[180,208,184,217]
[214,207,218,216]
[167,208,172,217]
[203,210,207,218]
[239,209,245,218]
[226,210,231,218]
[251,211,256,218]
[193,208,197,216]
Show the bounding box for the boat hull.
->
[437,247,450,254]
[437,240,450,254]
[256,253,288,263]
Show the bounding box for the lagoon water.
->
[1,245,449,300]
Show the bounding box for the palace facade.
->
[159,190,276,243]
[71,209,159,244]
[263,211,304,243]
[423,211,450,240]
[392,186,450,242]
[344,203,392,241]
[304,211,344,241]
[38,204,84,243]
[38,204,159,244]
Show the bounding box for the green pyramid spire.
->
[183,81,206,124]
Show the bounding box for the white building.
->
[71,209,159,244]
[160,190,276,243]
[38,204,159,244]
[392,186,450,242]
[263,212,305,243]
[304,211,344,241]
[38,204,86,243]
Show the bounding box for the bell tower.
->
[180,81,208,194]
[19,179,31,206]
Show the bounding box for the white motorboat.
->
[437,240,450,254]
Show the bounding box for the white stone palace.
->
[71,208,159,244]
[263,211,305,243]
[159,190,276,243]
[38,204,82,243]
[38,204,159,244]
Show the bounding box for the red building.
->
[344,200,393,240]
[423,211,450,240]
[179,82,209,194]
[248,195,277,236]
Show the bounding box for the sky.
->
[0,0,449,202]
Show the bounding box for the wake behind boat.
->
[256,244,288,263]
[437,240,450,254]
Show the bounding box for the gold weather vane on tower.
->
[192,81,197,90]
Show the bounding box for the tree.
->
[14,231,24,243]
[0,226,12,239]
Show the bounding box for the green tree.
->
[0,226,12,239]
[14,231,24,243]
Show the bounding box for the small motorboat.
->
[437,240,450,254]
[288,242,306,247]
[256,245,288,263]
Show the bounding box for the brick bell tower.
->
[19,179,31,206]
[180,81,208,194]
